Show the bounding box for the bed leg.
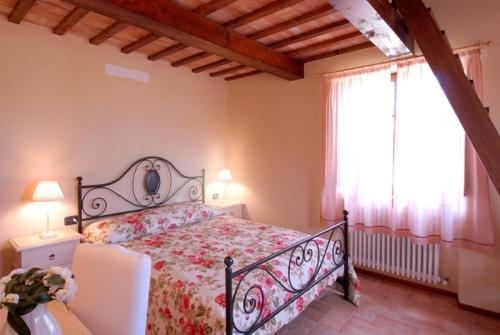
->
[342,210,349,301]
[225,256,233,335]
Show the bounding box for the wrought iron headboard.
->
[76,156,205,233]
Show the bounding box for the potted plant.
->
[0,266,77,335]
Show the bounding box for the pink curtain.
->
[321,49,496,252]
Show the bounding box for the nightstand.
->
[9,229,82,270]
[211,201,245,219]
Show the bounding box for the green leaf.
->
[46,275,65,286]
[7,311,31,335]
[19,268,41,284]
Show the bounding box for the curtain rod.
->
[318,41,492,78]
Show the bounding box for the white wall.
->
[227,0,500,312]
[0,19,229,275]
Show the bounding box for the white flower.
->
[4,294,19,305]
[64,278,77,298]
[54,289,71,304]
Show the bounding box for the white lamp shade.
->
[217,169,233,182]
[32,181,64,202]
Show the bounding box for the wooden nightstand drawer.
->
[10,229,82,270]
[14,240,79,269]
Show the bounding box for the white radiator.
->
[349,231,441,285]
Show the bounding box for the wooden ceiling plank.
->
[224,0,305,29]
[194,0,240,15]
[148,44,189,61]
[328,0,414,57]
[247,4,335,40]
[171,51,210,67]
[89,21,128,45]
[192,6,336,73]
[53,6,89,36]
[210,65,246,77]
[121,33,159,53]
[286,31,363,57]
[8,0,36,24]
[302,41,374,62]
[268,19,350,49]
[225,70,262,81]
[395,0,500,194]
[62,0,303,80]
[192,59,232,73]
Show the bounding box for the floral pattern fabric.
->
[117,216,351,335]
[83,203,224,244]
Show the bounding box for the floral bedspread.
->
[119,216,349,335]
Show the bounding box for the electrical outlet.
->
[64,216,78,226]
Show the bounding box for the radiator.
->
[349,231,441,285]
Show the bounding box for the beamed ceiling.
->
[0,0,375,80]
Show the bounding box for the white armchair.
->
[69,244,151,335]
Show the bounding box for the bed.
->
[74,156,356,334]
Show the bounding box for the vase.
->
[0,304,62,335]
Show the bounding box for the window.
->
[321,50,495,251]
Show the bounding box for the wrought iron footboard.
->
[224,211,349,335]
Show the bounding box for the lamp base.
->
[39,231,57,240]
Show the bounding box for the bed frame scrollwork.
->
[224,210,349,334]
[76,156,205,233]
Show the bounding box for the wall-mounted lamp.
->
[32,181,64,239]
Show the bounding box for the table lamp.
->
[217,169,233,202]
[32,181,64,239]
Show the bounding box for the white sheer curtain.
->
[322,65,395,230]
[321,49,496,252]
[393,58,466,240]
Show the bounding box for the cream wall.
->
[227,0,500,312]
[0,19,228,275]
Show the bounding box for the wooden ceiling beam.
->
[224,0,304,29]
[8,0,35,24]
[394,0,500,194]
[121,33,159,53]
[148,44,188,61]
[286,31,364,57]
[89,21,127,45]
[62,0,303,80]
[328,0,414,57]
[192,5,336,73]
[268,20,350,49]
[130,0,240,60]
[302,41,374,62]
[176,0,308,67]
[210,65,246,77]
[171,51,210,67]
[225,70,262,81]
[192,59,233,73]
[53,6,89,35]
[194,0,240,15]
[247,4,335,40]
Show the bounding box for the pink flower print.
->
[296,296,305,312]
[263,276,274,289]
[153,260,166,270]
[215,293,226,308]
[159,307,172,320]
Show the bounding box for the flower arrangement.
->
[0,267,77,335]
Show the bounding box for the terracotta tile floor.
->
[276,273,500,335]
